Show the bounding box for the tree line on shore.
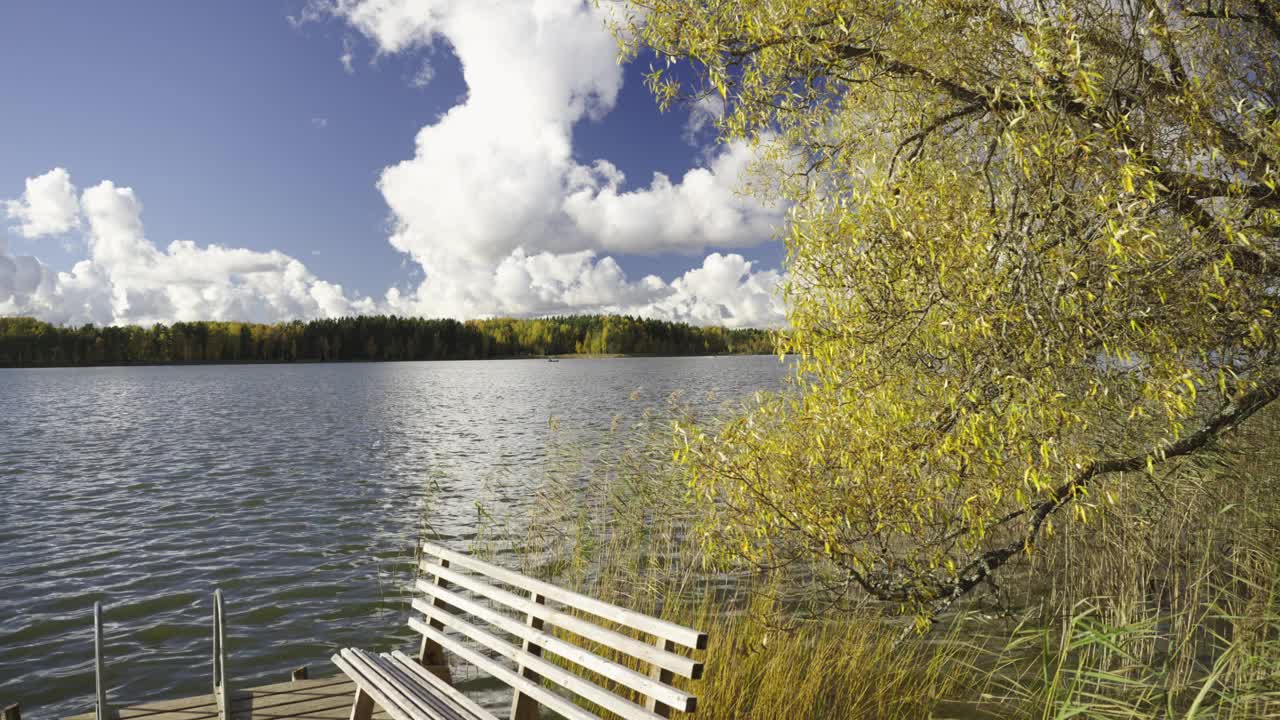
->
[0,314,773,367]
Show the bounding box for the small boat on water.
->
[547,358,560,362]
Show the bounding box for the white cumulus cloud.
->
[564,140,779,256]
[656,252,784,327]
[4,167,81,238]
[1,170,374,326]
[384,248,782,328]
[683,94,725,145]
[6,1,788,329]
[330,0,786,327]
[0,234,63,319]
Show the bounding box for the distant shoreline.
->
[0,350,774,370]
[0,314,776,368]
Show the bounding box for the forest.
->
[0,314,773,367]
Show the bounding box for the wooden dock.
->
[48,544,708,720]
[63,675,391,720]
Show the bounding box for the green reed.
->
[438,396,1280,719]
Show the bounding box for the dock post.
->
[94,602,111,720]
[212,590,231,720]
[3,703,20,720]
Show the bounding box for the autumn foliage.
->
[616,0,1280,619]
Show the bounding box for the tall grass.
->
[495,399,977,719]
[442,397,1280,718]
[966,406,1280,718]
[970,595,1280,719]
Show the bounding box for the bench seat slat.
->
[375,653,492,720]
[337,648,490,720]
[422,543,707,650]
[387,650,496,720]
[347,650,460,720]
[411,608,669,720]
[417,566,702,679]
[333,650,439,720]
[411,587,696,711]
[407,619,601,720]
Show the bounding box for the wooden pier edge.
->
[63,672,389,720]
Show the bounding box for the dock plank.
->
[121,677,352,712]
[63,676,394,720]
[105,677,355,719]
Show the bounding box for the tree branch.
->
[924,375,1280,621]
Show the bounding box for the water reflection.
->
[0,356,787,718]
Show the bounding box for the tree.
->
[0,314,774,366]
[620,0,1280,621]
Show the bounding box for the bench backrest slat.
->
[411,589,694,710]
[413,543,706,718]
[406,619,599,720]
[419,563,702,679]
[423,544,707,649]
[410,608,670,720]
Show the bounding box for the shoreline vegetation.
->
[571,0,1280,716]
[0,314,773,368]
[457,398,1280,719]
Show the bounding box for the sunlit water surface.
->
[0,356,788,718]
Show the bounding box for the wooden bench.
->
[333,543,708,720]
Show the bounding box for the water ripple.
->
[0,357,787,718]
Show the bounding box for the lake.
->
[0,356,789,718]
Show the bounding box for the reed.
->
[503,399,977,719]
[450,397,1280,718]
[968,405,1280,718]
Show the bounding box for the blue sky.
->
[0,1,786,327]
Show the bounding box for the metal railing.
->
[90,590,234,720]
